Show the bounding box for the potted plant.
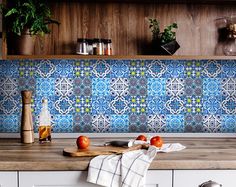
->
[1,0,59,55]
[148,18,180,55]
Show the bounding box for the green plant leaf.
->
[1,0,59,36]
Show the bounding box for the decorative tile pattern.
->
[0,59,236,133]
[92,114,110,132]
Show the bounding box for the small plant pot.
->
[7,29,36,55]
[15,34,36,55]
[152,40,180,55]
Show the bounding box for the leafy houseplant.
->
[1,0,59,55]
[148,18,180,55]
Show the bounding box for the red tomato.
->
[76,136,90,149]
[136,135,147,141]
[150,136,163,148]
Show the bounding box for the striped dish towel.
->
[87,143,185,187]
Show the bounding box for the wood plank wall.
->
[32,2,236,56]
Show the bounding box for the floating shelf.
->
[5,55,236,60]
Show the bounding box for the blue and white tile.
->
[203,78,221,96]
[203,115,221,133]
[92,114,110,132]
[203,96,221,114]
[166,78,184,96]
[0,77,18,96]
[0,60,19,78]
[165,60,185,78]
[55,78,73,96]
[92,78,110,96]
[203,60,222,78]
[166,96,185,114]
[0,96,19,115]
[111,115,129,133]
[147,60,167,78]
[221,96,236,114]
[221,115,236,132]
[147,96,166,114]
[222,78,236,96]
[110,96,130,115]
[221,60,236,78]
[54,96,74,115]
[111,60,130,78]
[36,60,56,78]
[0,115,19,132]
[36,78,55,97]
[54,115,73,133]
[110,78,129,96]
[147,114,166,132]
[92,60,111,78]
[147,78,166,96]
[166,115,184,132]
[92,96,111,114]
[54,60,74,77]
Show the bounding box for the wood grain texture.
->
[3,2,236,56]
[1,138,236,170]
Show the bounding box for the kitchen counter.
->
[1,137,236,171]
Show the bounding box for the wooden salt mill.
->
[21,90,34,143]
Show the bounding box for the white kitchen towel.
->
[87,143,185,187]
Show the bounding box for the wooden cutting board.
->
[63,144,146,157]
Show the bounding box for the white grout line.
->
[0,133,236,138]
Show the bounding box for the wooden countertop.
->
[1,137,236,171]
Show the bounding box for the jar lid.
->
[87,39,93,44]
[77,38,87,42]
[93,38,102,43]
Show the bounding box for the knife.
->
[104,140,129,147]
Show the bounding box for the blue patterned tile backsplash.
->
[0,59,236,133]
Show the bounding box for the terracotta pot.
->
[15,33,36,55]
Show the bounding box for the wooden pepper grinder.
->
[21,90,34,143]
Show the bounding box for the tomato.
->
[76,136,90,149]
[136,135,147,141]
[150,136,163,148]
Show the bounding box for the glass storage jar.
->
[104,39,113,55]
[76,38,88,55]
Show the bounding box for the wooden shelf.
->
[3,1,236,57]
[5,55,236,60]
[53,0,236,4]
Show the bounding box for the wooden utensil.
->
[63,144,149,157]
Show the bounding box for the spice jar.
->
[76,38,88,55]
[87,39,93,55]
[93,38,103,55]
[104,39,113,55]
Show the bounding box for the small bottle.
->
[39,98,52,143]
[104,39,113,55]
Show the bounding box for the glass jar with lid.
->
[104,39,113,55]
[93,38,104,55]
[87,39,93,55]
[76,38,88,55]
